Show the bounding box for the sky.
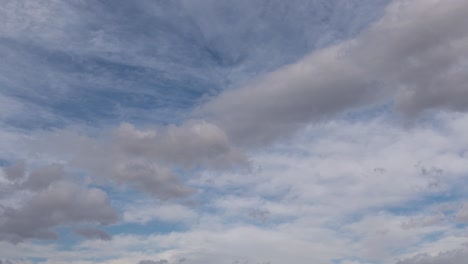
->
[1,0,468,263]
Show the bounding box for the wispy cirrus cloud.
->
[0,0,388,129]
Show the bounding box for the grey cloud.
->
[112,160,194,200]
[2,161,25,182]
[396,248,468,264]
[352,0,468,115]
[75,227,112,241]
[455,203,468,223]
[249,208,270,224]
[400,214,444,230]
[138,260,169,264]
[203,47,381,145]
[3,163,67,191]
[0,181,118,243]
[1,163,65,202]
[34,121,246,199]
[20,164,64,191]
[109,121,247,198]
[203,0,468,146]
[114,121,247,169]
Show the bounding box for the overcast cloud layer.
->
[1,0,468,263]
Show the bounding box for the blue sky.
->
[1,0,468,264]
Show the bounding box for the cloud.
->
[0,164,118,243]
[114,121,246,169]
[75,227,112,241]
[111,160,195,200]
[187,113,468,263]
[0,113,467,263]
[2,162,64,190]
[396,248,468,264]
[29,121,246,200]
[19,164,64,191]
[455,203,468,223]
[354,0,468,115]
[2,160,25,182]
[123,202,197,224]
[137,260,169,264]
[203,0,468,146]
[401,214,445,230]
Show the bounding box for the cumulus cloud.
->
[19,164,64,191]
[30,121,246,200]
[2,163,64,191]
[111,160,194,199]
[0,164,117,243]
[203,0,468,146]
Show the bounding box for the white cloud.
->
[123,202,197,225]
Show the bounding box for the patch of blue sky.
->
[105,220,189,237]
[87,182,143,209]
[0,40,218,126]
[39,227,81,251]
[421,231,447,244]
[0,159,10,167]
[376,188,465,217]
[196,180,254,201]
[342,101,395,123]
